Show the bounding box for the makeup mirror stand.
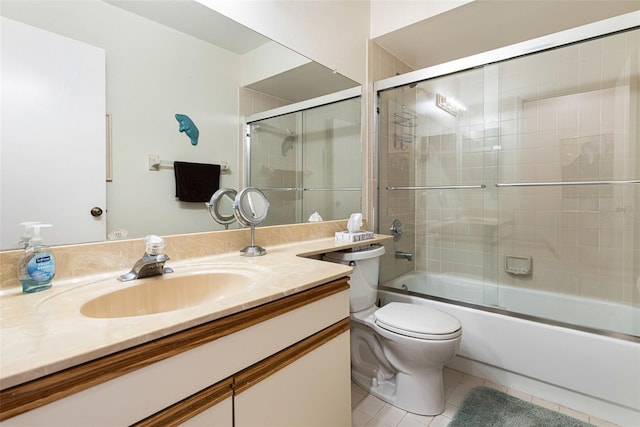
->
[240,225,266,256]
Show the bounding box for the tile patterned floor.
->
[351,368,620,427]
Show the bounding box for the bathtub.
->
[382,271,640,336]
[379,272,640,426]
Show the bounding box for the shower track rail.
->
[386,185,486,190]
[303,188,361,191]
[495,180,640,187]
[385,181,639,191]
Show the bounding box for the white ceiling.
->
[374,0,640,71]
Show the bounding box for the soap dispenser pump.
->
[17,221,40,248]
[19,224,55,294]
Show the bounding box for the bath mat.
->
[449,386,594,427]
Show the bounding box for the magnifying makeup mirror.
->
[233,187,270,256]
[206,188,237,229]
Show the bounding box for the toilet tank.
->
[323,245,385,313]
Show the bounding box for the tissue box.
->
[335,230,374,243]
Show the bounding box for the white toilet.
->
[324,245,462,415]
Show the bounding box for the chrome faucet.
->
[118,253,173,282]
[118,235,173,282]
[395,250,413,261]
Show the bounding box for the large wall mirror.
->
[0,0,359,250]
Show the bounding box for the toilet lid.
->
[374,302,461,340]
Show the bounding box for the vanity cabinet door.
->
[234,329,351,427]
[179,397,232,426]
[132,378,233,427]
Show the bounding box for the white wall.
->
[1,0,243,240]
[197,0,370,84]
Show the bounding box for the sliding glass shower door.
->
[377,26,639,337]
[379,67,500,305]
[247,96,361,225]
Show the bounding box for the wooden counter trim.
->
[132,378,233,427]
[0,277,349,421]
[233,317,351,395]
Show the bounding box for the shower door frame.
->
[375,11,640,238]
[373,12,639,95]
[373,11,640,342]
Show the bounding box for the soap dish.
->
[505,255,533,275]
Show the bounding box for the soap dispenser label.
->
[27,253,55,282]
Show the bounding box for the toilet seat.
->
[374,302,461,340]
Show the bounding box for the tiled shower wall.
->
[494,30,639,303]
[248,112,300,225]
[379,29,639,306]
[240,87,291,117]
[369,41,418,284]
[238,87,292,188]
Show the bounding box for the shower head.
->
[281,130,297,157]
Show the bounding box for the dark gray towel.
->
[174,161,220,202]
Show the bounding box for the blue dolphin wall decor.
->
[175,114,199,145]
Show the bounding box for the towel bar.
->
[148,154,229,174]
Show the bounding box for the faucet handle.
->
[145,234,166,256]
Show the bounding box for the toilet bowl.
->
[324,245,462,416]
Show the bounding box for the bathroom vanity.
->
[1,278,350,426]
[0,223,391,426]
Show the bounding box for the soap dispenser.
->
[19,224,55,294]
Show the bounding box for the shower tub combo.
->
[374,12,640,427]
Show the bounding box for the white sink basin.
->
[80,272,255,318]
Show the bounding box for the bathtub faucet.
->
[395,251,413,262]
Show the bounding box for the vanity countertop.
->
[0,236,390,390]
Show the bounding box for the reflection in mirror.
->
[247,90,362,226]
[206,188,238,230]
[0,0,359,250]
